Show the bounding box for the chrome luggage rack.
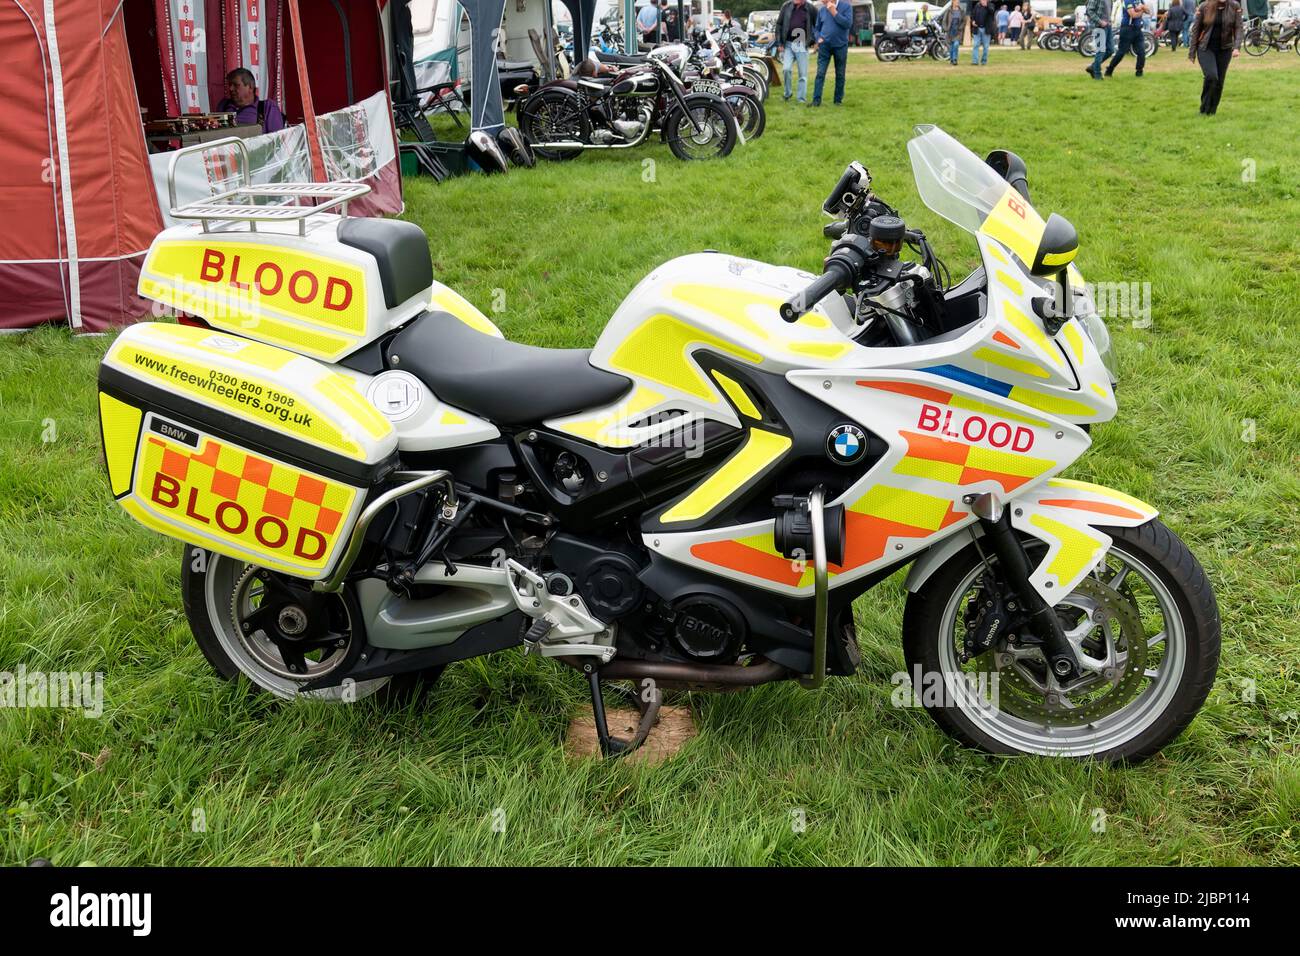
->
[165,136,371,236]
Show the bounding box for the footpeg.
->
[505,560,615,661]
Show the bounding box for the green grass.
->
[2,48,1298,865]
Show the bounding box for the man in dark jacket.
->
[812,0,853,105]
[940,0,966,64]
[970,0,996,64]
[1164,0,1188,49]
[776,0,817,102]
[1104,0,1149,76]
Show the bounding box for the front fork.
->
[968,493,1082,681]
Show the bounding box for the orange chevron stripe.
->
[857,380,953,403]
[992,330,1021,350]
[901,430,970,465]
[1038,498,1145,521]
[690,540,803,586]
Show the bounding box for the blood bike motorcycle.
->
[97,127,1219,761]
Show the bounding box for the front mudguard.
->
[905,478,1159,605]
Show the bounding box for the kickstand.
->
[584,665,662,758]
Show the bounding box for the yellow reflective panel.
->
[660,429,791,523]
[711,371,761,419]
[972,346,1051,380]
[609,314,762,403]
[1029,513,1105,584]
[98,392,142,497]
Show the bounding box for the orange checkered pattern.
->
[139,432,356,564]
[892,430,1054,493]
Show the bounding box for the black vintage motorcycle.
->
[874,20,944,61]
[518,51,737,161]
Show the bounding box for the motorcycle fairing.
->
[545,253,855,449]
[904,478,1159,603]
[646,366,1092,598]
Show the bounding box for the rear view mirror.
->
[1030,213,1079,278]
[986,149,1030,202]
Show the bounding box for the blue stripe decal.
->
[920,365,1014,398]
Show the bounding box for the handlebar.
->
[780,261,854,323]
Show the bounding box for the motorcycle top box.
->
[98,322,398,580]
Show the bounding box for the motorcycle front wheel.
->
[726,91,766,139]
[1143,32,1158,56]
[901,519,1220,762]
[663,99,736,160]
[1078,33,1096,56]
[181,548,443,703]
[1043,32,1061,51]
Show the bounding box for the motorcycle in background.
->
[874,21,944,61]
[517,52,738,161]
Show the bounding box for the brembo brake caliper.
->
[966,493,1083,681]
[504,559,615,662]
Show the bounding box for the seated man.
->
[215,67,285,133]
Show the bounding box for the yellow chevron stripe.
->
[660,429,791,523]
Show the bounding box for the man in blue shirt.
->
[812,0,852,105]
[1103,0,1148,76]
[216,68,285,133]
[636,0,662,49]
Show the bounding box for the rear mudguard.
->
[904,478,1159,605]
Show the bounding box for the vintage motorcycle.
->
[874,21,944,61]
[517,50,738,161]
[98,126,1219,762]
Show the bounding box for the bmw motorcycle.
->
[517,50,737,162]
[98,126,1219,761]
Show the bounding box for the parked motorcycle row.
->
[1047,16,1159,58]
[873,21,947,61]
[514,26,774,163]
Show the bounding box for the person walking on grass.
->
[1189,0,1243,115]
[1009,6,1024,42]
[997,4,1010,42]
[1020,4,1036,48]
[1104,0,1148,76]
[971,0,996,63]
[941,0,966,63]
[776,0,816,103]
[1084,0,1113,77]
[1164,0,1188,49]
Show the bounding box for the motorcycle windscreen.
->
[907,124,1083,283]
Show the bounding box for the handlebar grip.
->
[780,262,852,323]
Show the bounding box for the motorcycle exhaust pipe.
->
[561,655,795,690]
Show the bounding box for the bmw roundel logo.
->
[827,424,867,464]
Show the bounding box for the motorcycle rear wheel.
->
[518,89,589,161]
[1244,30,1269,55]
[181,548,443,704]
[902,519,1220,762]
[875,37,901,61]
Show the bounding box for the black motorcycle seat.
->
[385,311,632,426]
[596,51,648,65]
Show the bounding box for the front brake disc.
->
[977,576,1148,727]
